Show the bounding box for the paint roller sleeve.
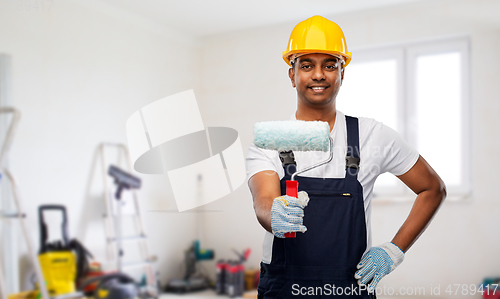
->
[253,120,330,152]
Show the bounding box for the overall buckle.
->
[346,155,360,169]
[279,150,296,166]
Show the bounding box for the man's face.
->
[288,53,344,108]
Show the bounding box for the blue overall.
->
[257,116,373,298]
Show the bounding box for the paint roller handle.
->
[285,180,299,238]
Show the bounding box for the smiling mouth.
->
[309,86,329,93]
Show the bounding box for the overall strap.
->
[345,116,360,179]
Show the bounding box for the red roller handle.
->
[285,180,299,238]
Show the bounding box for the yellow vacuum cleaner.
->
[37,205,76,296]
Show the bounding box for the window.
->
[337,38,470,200]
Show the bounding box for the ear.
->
[340,67,345,85]
[288,67,296,88]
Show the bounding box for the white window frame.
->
[348,37,471,201]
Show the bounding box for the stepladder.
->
[91,143,158,297]
[0,107,50,299]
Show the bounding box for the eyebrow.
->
[299,57,339,64]
[299,58,314,64]
[324,57,339,63]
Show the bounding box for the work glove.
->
[355,242,405,293]
[271,191,310,238]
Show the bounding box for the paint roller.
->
[253,120,333,237]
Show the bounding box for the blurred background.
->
[0,0,499,298]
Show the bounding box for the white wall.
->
[198,0,500,296]
[0,0,203,285]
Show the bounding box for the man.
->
[246,16,446,298]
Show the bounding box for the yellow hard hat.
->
[283,15,352,67]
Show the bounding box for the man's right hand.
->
[271,191,310,238]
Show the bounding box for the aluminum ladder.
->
[0,107,49,299]
[93,143,158,297]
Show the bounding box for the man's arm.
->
[392,155,447,252]
[248,170,282,233]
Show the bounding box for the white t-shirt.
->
[246,110,419,264]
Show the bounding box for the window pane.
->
[415,52,461,186]
[338,59,398,129]
[338,59,398,188]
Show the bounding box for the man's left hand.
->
[354,242,405,293]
